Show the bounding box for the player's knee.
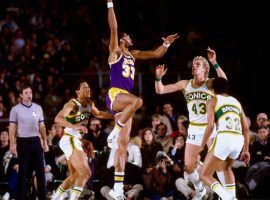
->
[77,166,91,180]
[83,166,91,179]
[134,97,143,109]
[223,163,232,172]
[118,143,128,153]
[69,175,77,184]
[200,168,212,182]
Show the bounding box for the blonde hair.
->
[151,113,163,122]
[177,115,188,122]
[130,136,142,148]
[193,56,210,78]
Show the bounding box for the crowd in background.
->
[0,0,269,199]
[1,103,270,199]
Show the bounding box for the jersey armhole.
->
[182,79,191,93]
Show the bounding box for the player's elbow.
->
[110,27,118,33]
[155,89,162,94]
[207,122,215,130]
[153,53,163,59]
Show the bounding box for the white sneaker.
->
[192,187,206,200]
[2,192,10,200]
[108,189,125,200]
[107,131,119,149]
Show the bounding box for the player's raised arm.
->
[206,47,228,88]
[208,47,227,79]
[131,34,179,60]
[107,0,120,62]
[155,64,188,94]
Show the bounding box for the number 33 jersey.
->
[109,53,135,93]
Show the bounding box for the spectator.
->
[155,123,173,153]
[145,151,175,200]
[162,103,178,135]
[245,126,270,195]
[151,113,163,135]
[170,115,189,139]
[83,118,108,152]
[254,112,268,131]
[140,128,163,174]
[0,130,9,182]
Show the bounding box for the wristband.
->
[155,77,162,81]
[163,42,170,48]
[213,63,220,69]
[107,2,113,8]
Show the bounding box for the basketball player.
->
[155,47,227,200]
[52,81,113,200]
[195,77,250,200]
[106,0,179,199]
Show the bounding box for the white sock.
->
[216,171,226,188]
[113,171,124,194]
[70,186,83,200]
[211,182,232,200]
[109,121,124,138]
[187,170,203,190]
[226,183,236,197]
[52,185,67,200]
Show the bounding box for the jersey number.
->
[122,65,135,80]
[192,103,206,114]
[122,58,135,79]
[225,117,241,131]
[188,134,196,140]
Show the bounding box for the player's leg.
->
[200,151,233,200]
[69,149,91,200]
[53,136,78,200]
[52,155,77,200]
[109,118,131,199]
[108,92,142,149]
[223,158,236,198]
[184,143,206,200]
[208,137,226,188]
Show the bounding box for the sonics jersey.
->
[184,79,214,126]
[64,98,91,138]
[109,53,135,93]
[215,95,242,135]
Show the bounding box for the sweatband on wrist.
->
[163,42,170,48]
[107,2,113,8]
[213,63,220,69]
[155,77,162,81]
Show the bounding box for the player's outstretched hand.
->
[207,47,217,64]
[162,33,179,44]
[155,64,168,79]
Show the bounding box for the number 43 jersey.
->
[214,95,242,135]
[184,79,214,126]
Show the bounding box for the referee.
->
[9,85,48,200]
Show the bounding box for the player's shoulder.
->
[180,79,191,90]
